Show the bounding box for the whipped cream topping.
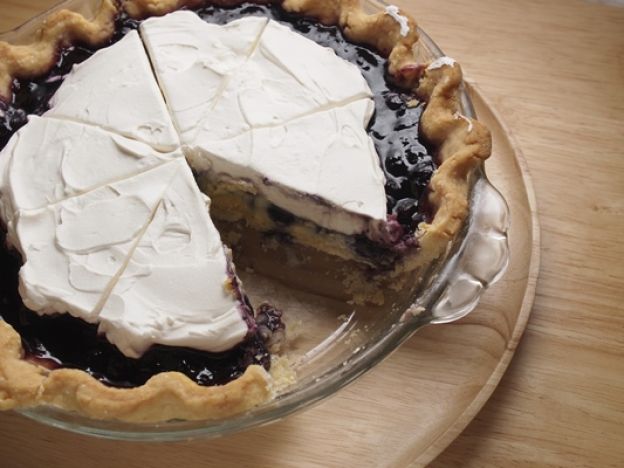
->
[140,12,269,143]
[427,56,457,70]
[385,5,410,37]
[98,160,248,358]
[46,31,180,151]
[188,99,387,235]
[1,118,249,358]
[15,160,180,322]
[0,116,181,244]
[142,13,387,235]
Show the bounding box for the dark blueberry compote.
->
[0,1,435,387]
[0,232,280,387]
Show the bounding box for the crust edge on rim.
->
[0,321,273,423]
[0,0,491,422]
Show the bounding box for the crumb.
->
[269,355,297,393]
[262,237,280,252]
[400,305,426,322]
[344,328,361,346]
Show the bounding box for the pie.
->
[0,0,491,423]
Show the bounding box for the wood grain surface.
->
[0,0,623,466]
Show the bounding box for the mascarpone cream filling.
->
[188,99,387,236]
[15,160,181,322]
[139,12,269,142]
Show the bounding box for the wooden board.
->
[1,0,623,466]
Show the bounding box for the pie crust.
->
[0,0,491,422]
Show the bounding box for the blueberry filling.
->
[0,1,435,388]
[0,231,283,387]
[267,203,296,226]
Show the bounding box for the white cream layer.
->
[1,118,248,358]
[46,31,180,151]
[141,12,387,235]
[187,99,387,235]
[139,12,269,142]
[0,116,181,245]
[15,160,180,322]
[98,160,248,358]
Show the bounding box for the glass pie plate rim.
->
[1,0,510,441]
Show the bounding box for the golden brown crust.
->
[123,0,203,18]
[282,0,419,68]
[0,0,117,100]
[414,64,491,275]
[123,0,275,18]
[0,0,491,422]
[0,322,272,422]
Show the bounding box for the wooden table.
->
[1,0,623,466]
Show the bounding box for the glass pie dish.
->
[1,0,510,440]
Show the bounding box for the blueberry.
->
[385,176,412,199]
[267,204,295,225]
[384,92,405,111]
[197,369,215,385]
[393,198,419,225]
[370,129,386,141]
[409,159,434,178]
[394,111,421,131]
[405,146,429,165]
[411,212,427,228]
[356,48,379,67]
[384,152,408,177]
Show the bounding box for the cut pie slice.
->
[0,116,182,243]
[45,30,179,151]
[98,159,251,358]
[190,98,387,237]
[14,158,181,324]
[142,13,391,265]
[0,116,257,361]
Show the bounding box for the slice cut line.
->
[45,30,180,152]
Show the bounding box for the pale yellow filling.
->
[197,173,430,305]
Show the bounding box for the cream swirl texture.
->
[46,31,180,151]
[0,119,249,358]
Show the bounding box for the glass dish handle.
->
[408,172,510,325]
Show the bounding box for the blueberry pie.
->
[0,0,491,422]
